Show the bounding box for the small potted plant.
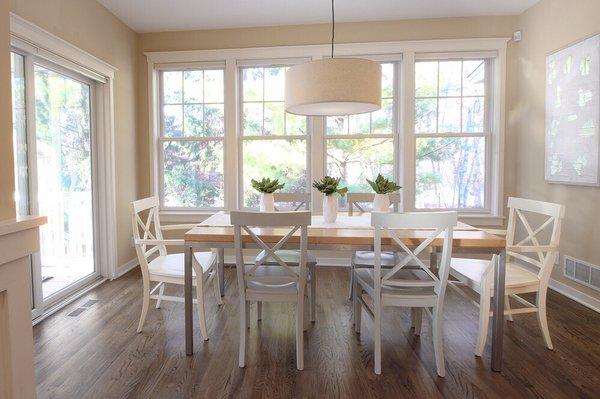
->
[312,176,348,223]
[251,177,285,212]
[366,174,401,212]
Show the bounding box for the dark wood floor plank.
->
[34,267,600,399]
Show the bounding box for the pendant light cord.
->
[331,0,335,58]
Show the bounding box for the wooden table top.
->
[184,212,506,249]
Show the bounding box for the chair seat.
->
[255,249,317,265]
[148,252,215,279]
[450,258,540,291]
[354,268,436,300]
[352,251,399,267]
[245,265,310,295]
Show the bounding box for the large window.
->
[326,62,397,201]
[159,68,225,208]
[239,65,308,208]
[414,59,489,209]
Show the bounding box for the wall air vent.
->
[564,255,600,292]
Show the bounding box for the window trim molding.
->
[146,37,509,218]
[10,13,118,279]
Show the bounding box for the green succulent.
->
[312,176,348,197]
[366,174,402,194]
[251,177,285,193]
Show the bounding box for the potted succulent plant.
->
[366,174,402,212]
[251,177,285,212]
[312,176,348,223]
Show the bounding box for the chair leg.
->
[536,289,553,350]
[137,277,150,333]
[257,301,262,321]
[296,297,305,370]
[353,277,361,334]
[155,283,165,309]
[411,308,423,336]
[347,263,355,301]
[239,298,247,367]
[213,270,223,305]
[246,302,251,329]
[505,295,513,322]
[196,277,209,341]
[475,290,491,357]
[310,264,316,322]
[432,306,446,377]
[374,301,382,375]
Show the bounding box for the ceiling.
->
[96,0,539,33]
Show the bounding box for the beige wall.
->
[10,0,139,267]
[137,16,519,200]
[0,0,16,221]
[512,0,600,299]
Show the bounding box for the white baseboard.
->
[112,258,138,280]
[549,278,600,313]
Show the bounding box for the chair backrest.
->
[371,212,457,305]
[231,211,311,296]
[130,197,166,272]
[273,192,311,211]
[347,192,401,215]
[505,197,565,284]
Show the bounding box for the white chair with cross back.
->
[273,192,311,211]
[130,197,221,340]
[449,197,564,356]
[346,192,402,300]
[232,210,312,370]
[353,211,457,376]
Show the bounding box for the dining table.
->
[183,212,507,371]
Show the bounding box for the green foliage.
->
[312,176,348,197]
[366,174,401,194]
[251,177,285,193]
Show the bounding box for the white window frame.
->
[156,62,227,211]
[146,38,508,225]
[412,55,493,212]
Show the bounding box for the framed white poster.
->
[545,33,600,186]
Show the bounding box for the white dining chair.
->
[255,192,317,323]
[449,197,564,356]
[353,211,457,376]
[232,210,312,370]
[346,192,402,300]
[130,197,221,340]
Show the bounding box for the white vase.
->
[373,193,391,212]
[259,193,275,212]
[322,195,338,223]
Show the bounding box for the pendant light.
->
[284,0,382,116]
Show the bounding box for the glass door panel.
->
[33,64,95,300]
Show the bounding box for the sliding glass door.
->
[11,51,99,314]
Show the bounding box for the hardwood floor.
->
[34,267,600,399]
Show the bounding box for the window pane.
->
[204,69,224,103]
[415,137,485,209]
[264,101,285,135]
[183,70,202,104]
[463,60,485,96]
[326,138,394,193]
[183,104,203,136]
[163,105,183,137]
[264,67,285,101]
[415,61,438,97]
[438,97,461,133]
[243,102,263,135]
[439,61,461,97]
[163,140,224,208]
[286,112,307,135]
[372,98,393,134]
[462,97,485,133]
[204,104,225,136]
[381,63,394,98]
[326,115,348,135]
[242,139,307,207]
[242,68,263,101]
[415,98,437,133]
[349,113,370,134]
[163,71,183,104]
[11,52,29,216]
